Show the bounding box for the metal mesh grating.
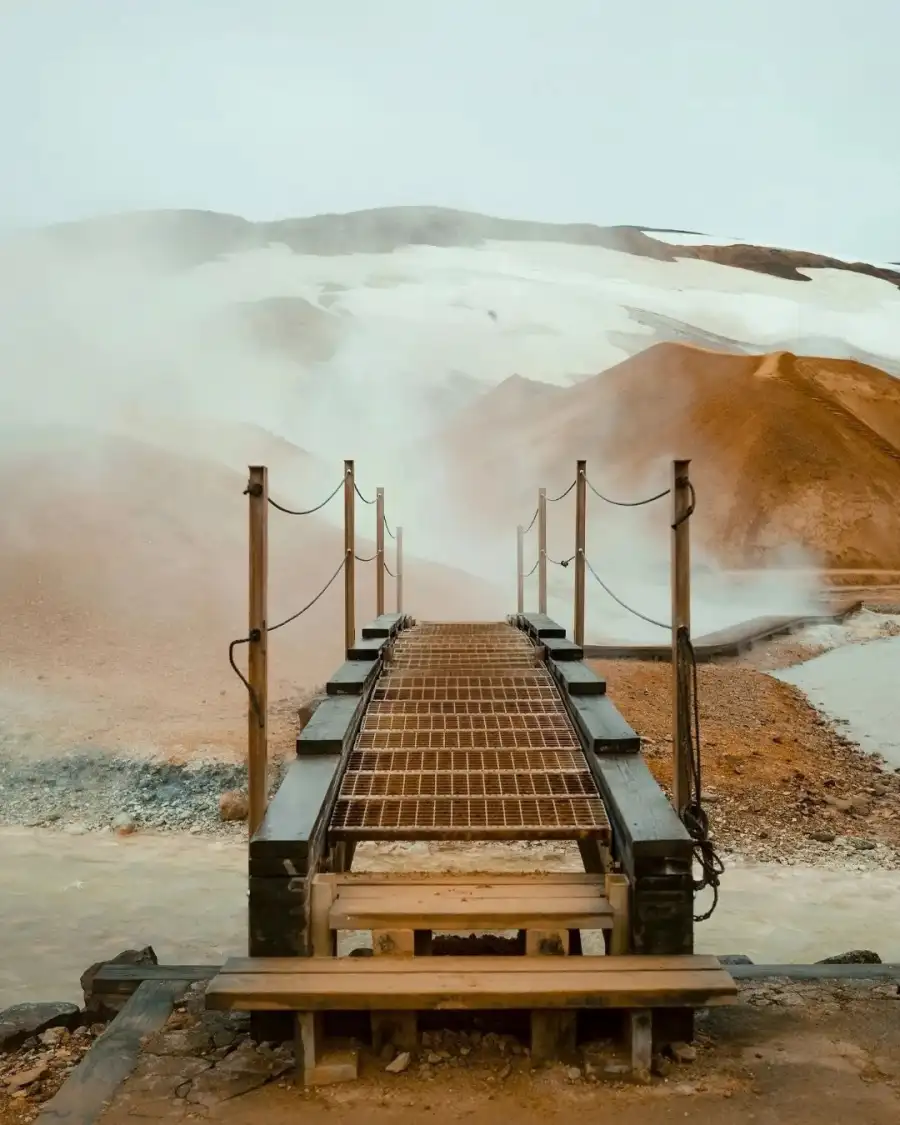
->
[329,621,610,842]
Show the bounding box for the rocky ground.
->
[3,973,898,1125]
[593,624,900,870]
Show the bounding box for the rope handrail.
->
[522,506,539,534]
[354,551,378,563]
[384,559,397,578]
[354,481,376,505]
[547,480,576,502]
[245,477,344,517]
[383,513,396,539]
[228,556,347,722]
[584,476,671,508]
[523,557,539,578]
[582,553,670,631]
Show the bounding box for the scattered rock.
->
[849,837,876,851]
[498,1062,512,1080]
[670,1042,697,1063]
[185,1040,288,1107]
[5,1063,49,1090]
[0,1001,81,1052]
[818,950,882,965]
[565,1066,582,1082]
[652,1054,673,1077]
[39,1027,67,1047]
[218,790,249,823]
[810,831,836,843]
[112,812,137,835]
[385,1051,411,1074]
[145,1027,214,1057]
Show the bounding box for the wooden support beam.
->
[516,523,525,613]
[396,526,404,613]
[371,930,418,1054]
[671,458,692,815]
[376,487,385,617]
[606,873,631,955]
[247,465,268,838]
[344,459,355,654]
[537,487,548,615]
[628,1009,653,1082]
[574,458,587,647]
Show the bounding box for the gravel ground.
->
[0,749,286,837]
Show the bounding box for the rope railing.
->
[581,553,670,631]
[585,476,671,508]
[261,477,344,516]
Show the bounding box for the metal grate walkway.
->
[329,622,610,842]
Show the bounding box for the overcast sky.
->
[2,0,897,259]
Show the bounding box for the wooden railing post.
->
[516,524,525,614]
[376,487,385,617]
[537,487,547,615]
[671,458,692,814]
[247,465,268,838]
[574,459,587,647]
[396,526,404,613]
[344,459,355,653]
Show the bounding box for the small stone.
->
[850,838,876,851]
[0,1001,81,1051]
[810,831,836,843]
[39,1026,67,1046]
[498,1062,512,1080]
[5,1063,48,1090]
[218,790,249,823]
[385,1051,411,1074]
[427,1052,442,1065]
[566,1066,582,1082]
[670,1042,697,1063]
[112,813,137,835]
[652,1054,673,1077]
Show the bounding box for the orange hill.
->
[436,343,900,570]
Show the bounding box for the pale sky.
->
[1,0,897,259]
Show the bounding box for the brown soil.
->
[592,654,900,858]
[437,344,900,571]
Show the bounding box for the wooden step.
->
[325,876,615,933]
[210,953,736,1011]
[207,954,737,1083]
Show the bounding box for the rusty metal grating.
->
[330,796,607,838]
[330,621,610,842]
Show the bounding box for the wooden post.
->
[537,487,547,615]
[376,487,385,617]
[516,524,524,613]
[574,459,587,647]
[247,465,268,838]
[671,458,692,814]
[396,526,404,613]
[344,459,355,654]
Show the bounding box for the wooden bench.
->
[206,954,737,1084]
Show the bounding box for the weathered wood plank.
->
[296,696,361,756]
[249,757,343,876]
[326,661,376,696]
[549,659,607,696]
[325,871,603,886]
[520,613,567,639]
[346,636,387,661]
[361,614,405,639]
[88,964,220,997]
[35,981,182,1125]
[542,637,584,661]
[587,755,692,865]
[205,963,737,1012]
[329,888,614,932]
[221,954,724,975]
[571,696,641,753]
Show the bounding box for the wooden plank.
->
[347,636,387,661]
[571,696,641,754]
[361,613,404,639]
[35,981,182,1125]
[628,1010,653,1081]
[205,967,738,1012]
[296,696,361,756]
[329,891,614,932]
[326,661,376,696]
[542,637,584,662]
[588,755,692,865]
[520,613,567,639]
[329,872,602,886]
[334,883,606,899]
[88,964,219,997]
[221,953,725,975]
[550,659,607,697]
[249,757,342,876]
